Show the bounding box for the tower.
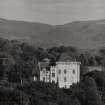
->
[56,61,80,88]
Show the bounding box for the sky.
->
[0,0,105,25]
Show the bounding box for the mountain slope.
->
[0,18,105,49]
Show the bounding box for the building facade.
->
[39,62,51,83]
[39,61,80,88]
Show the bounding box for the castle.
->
[38,59,80,88]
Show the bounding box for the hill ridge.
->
[0,18,104,49]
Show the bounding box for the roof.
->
[58,59,77,62]
[42,58,50,62]
[32,64,39,75]
[56,61,81,65]
[39,62,50,68]
[58,52,77,62]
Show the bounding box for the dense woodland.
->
[0,37,105,105]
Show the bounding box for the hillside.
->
[0,18,105,49]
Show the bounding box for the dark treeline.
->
[0,71,105,105]
[0,37,105,105]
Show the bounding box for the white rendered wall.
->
[50,66,57,83]
[56,62,80,88]
[40,68,50,83]
[33,76,37,81]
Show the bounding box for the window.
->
[64,85,67,88]
[52,73,55,77]
[64,77,67,82]
[43,77,45,81]
[58,70,61,74]
[73,69,75,74]
[52,69,55,72]
[64,69,67,74]
[43,70,45,74]
[52,80,55,84]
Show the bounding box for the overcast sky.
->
[0,0,105,25]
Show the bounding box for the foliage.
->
[0,38,105,105]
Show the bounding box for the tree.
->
[83,77,102,105]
